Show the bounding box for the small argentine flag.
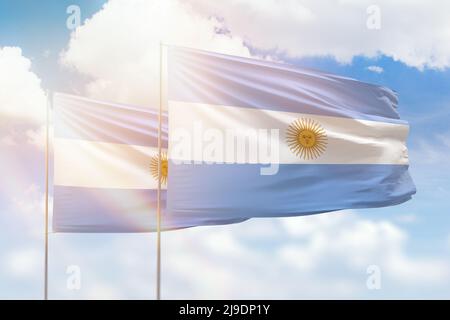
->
[52,93,169,232]
[166,47,416,225]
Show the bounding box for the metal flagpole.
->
[44,91,51,300]
[156,42,163,300]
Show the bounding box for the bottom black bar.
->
[1,300,448,318]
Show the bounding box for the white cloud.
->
[411,132,450,165]
[0,48,50,292]
[278,213,448,285]
[25,125,47,149]
[46,234,156,300]
[60,0,450,108]
[0,47,47,147]
[61,0,252,107]
[0,47,46,124]
[0,135,16,146]
[42,50,51,58]
[161,212,450,299]
[191,0,450,70]
[367,65,384,73]
[2,247,41,279]
[9,184,47,238]
[3,211,445,299]
[11,184,44,216]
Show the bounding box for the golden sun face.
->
[286,118,327,160]
[150,152,168,185]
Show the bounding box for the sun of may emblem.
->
[286,118,328,160]
[150,152,168,185]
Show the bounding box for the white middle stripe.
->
[169,101,409,165]
[54,138,167,189]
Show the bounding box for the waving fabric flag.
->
[167,47,416,225]
[52,93,169,232]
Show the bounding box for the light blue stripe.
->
[52,186,247,233]
[167,163,416,221]
[54,93,168,147]
[168,47,405,124]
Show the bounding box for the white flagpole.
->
[44,91,51,300]
[156,42,163,300]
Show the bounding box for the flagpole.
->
[156,42,163,300]
[44,91,51,300]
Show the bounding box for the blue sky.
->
[0,0,105,90]
[1,0,450,299]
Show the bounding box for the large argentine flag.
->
[52,93,169,232]
[167,47,416,224]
